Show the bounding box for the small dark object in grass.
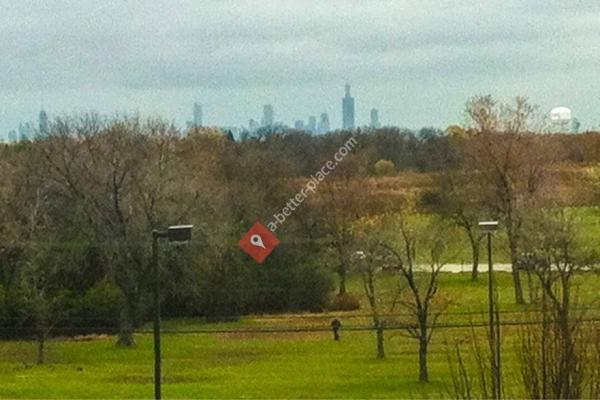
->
[331,318,342,341]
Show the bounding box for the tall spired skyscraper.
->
[39,109,49,136]
[262,104,274,127]
[342,84,355,130]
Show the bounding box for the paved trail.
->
[431,264,513,273]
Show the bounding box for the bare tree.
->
[353,240,386,358]
[446,324,498,399]
[32,115,191,346]
[517,209,599,399]
[425,167,486,280]
[20,242,75,364]
[464,95,557,304]
[317,162,370,296]
[0,143,70,363]
[379,214,451,383]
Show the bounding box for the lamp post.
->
[152,225,193,400]
[479,221,501,399]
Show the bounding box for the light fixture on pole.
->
[478,220,501,399]
[152,224,193,400]
[478,221,499,232]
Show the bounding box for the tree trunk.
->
[37,333,45,364]
[508,240,525,304]
[471,238,480,281]
[419,336,429,383]
[117,327,135,347]
[117,304,136,347]
[376,323,385,359]
[338,264,347,295]
[511,262,525,305]
[559,284,579,399]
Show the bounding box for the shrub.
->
[374,159,396,176]
[75,280,123,332]
[287,263,334,312]
[188,244,334,317]
[248,244,334,313]
[328,293,361,311]
[418,190,443,210]
[0,286,34,338]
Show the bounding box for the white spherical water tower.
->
[550,106,572,122]
[549,106,577,133]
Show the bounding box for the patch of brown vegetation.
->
[215,330,325,341]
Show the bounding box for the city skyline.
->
[3,87,591,139]
[5,84,384,138]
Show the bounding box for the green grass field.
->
[402,207,600,264]
[1,272,599,399]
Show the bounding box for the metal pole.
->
[152,231,161,400]
[487,232,498,399]
[494,243,502,399]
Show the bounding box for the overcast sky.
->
[1,0,599,136]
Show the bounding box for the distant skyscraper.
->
[193,102,203,127]
[370,108,381,129]
[248,119,260,132]
[342,84,355,130]
[318,112,330,133]
[572,118,581,134]
[294,120,305,130]
[18,122,34,141]
[262,104,274,127]
[307,116,317,133]
[38,109,49,137]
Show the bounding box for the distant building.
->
[307,116,317,133]
[572,118,580,134]
[39,109,49,137]
[370,108,380,129]
[217,126,240,138]
[248,119,260,132]
[262,104,274,127]
[193,102,203,127]
[185,102,203,132]
[18,122,34,141]
[342,84,355,130]
[549,106,580,133]
[318,112,330,133]
[294,120,305,130]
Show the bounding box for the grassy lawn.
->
[1,272,599,399]
[411,206,600,264]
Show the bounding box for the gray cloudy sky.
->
[1,0,599,136]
